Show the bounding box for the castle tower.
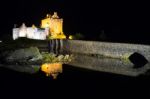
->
[41,12,65,39]
[41,15,51,28]
[52,12,59,18]
[19,23,27,37]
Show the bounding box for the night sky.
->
[0,0,150,44]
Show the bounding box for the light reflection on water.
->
[41,63,62,79]
[0,54,150,77]
[67,54,150,76]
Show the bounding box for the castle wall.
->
[12,27,48,40]
[41,18,51,28]
[19,26,27,37]
[27,28,36,39]
[34,30,47,40]
[49,19,63,35]
[13,28,19,40]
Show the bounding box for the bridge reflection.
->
[67,54,150,76]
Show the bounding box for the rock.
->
[64,55,70,61]
[57,55,64,61]
[5,47,42,64]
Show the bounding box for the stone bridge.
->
[42,39,150,60]
[62,40,150,61]
[36,39,150,61]
[34,39,150,76]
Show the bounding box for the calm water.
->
[0,54,150,96]
[1,54,150,80]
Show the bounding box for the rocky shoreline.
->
[0,47,73,65]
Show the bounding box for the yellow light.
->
[41,18,51,28]
[41,63,62,79]
[46,23,49,28]
[50,34,66,39]
[41,12,66,39]
[69,35,73,39]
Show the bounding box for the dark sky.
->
[0,0,150,43]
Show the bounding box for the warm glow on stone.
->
[41,18,51,28]
[41,12,66,39]
[41,63,63,79]
[50,34,66,39]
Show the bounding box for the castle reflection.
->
[41,63,63,79]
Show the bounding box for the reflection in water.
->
[1,54,150,77]
[0,63,63,79]
[0,64,40,74]
[67,54,150,76]
[41,63,62,79]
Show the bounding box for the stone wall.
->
[62,40,150,61]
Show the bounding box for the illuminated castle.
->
[13,12,66,40]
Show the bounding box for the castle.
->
[13,12,66,40]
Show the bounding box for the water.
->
[0,54,150,96]
[0,54,150,80]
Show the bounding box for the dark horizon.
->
[0,0,150,44]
